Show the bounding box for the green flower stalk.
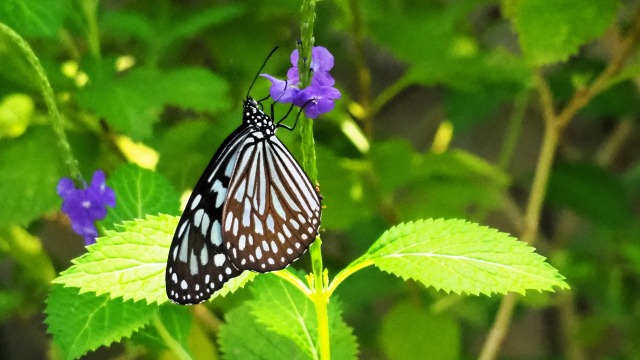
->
[0,22,82,184]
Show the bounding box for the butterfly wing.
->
[222,133,321,272]
[166,126,251,305]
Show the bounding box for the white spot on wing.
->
[200,246,209,265]
[211,220,222,246]
[214,254,226,267]
[190,250,198,275]
[239,235,246,250]
[191,194,202,210]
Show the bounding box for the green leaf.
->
[316,145,374,230]
[165,5,246,45]
[77,65,229,139]
[219,302,301,360]
[157,119,235,191]
[363,1,530,89]
[99,10,156,43]
[157,67,230,113]
[512,0,619,65]
[76,66,161,139]
[0,0,71,38]
[369,139,419,195]
[132,305,192,353]
[102,164,180,230]
[396,150,509,221]
[347,219,568,295]
[240,274,358,359]
[0,126,64,227]
[547,162,632,227]
[381,302,460,360]
[45,284,156,360]
[0,290,22,321]
[53,215,255,304]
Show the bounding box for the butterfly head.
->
[243,96,276,135]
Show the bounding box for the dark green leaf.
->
[219,302,301,360]
[102,164,180,229]
[0,126,64,227]
[156,119,235,191]
[132,305,192,353]
[45,284,156,360]
[381,302,460,360]
[369,139,418,195]
[316,146,373,230]
[0,0,71,38]
[77,65,230,140]
[547,162,632,226]
[512,0,619,65]
[396,150,509,221]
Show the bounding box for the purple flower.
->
[260,46,341,119]
[57,170,116,245]
[295,84,342,119]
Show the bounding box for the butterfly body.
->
[166,96,321,305]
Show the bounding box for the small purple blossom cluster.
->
[261,46,341,119]
[57,170,115,245]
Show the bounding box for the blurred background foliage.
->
[0,0,639,359]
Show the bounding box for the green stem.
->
[273,270,312,297]
[80,0,101,59]
[347,0,373,139]
[298,1,329,359]
[369,75,412,119]
[326,259,374,297]
[498,90,529,170]
[152,313,193,360]
[0,23,82,183]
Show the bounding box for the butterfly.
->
[165,82,322,305]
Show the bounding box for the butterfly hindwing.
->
[222,133,321,272]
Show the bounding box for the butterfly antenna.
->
[246,47,279,99]
[278,98,315,131]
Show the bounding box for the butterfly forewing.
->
[166,127,251,304]
[222,135,321,272]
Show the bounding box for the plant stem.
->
[498,90,529,170]
[0,23,82,184]
[298,1,330,359]
[152,313,193,360]
[327,259,374,297]
[348,0,373,140]
[274,270,312,296]
[369,74,411,118]
[479,7,640,359]
[80,0,101,59]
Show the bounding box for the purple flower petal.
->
[294,84,342,119]
[310,46,334,73]
[311,71,335,87]
[290,49,300,67]
[57,170,116,246]
[286,67,300,86]
[290,46,334,73]
[260,74,300,103]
